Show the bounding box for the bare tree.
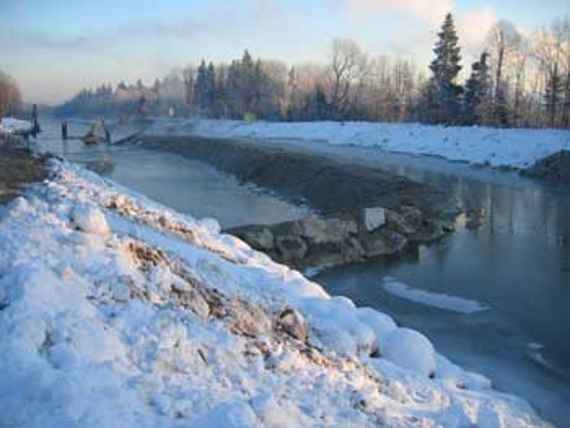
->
[327,38,369,118]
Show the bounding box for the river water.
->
[35,119,570,426]
[35,119,310,228]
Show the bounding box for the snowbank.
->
[0,160,550,427]
[0,117,32,134]
[146,118,570,169]
[382,276,490,314]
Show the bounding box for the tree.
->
[544,62,564,127]
[427,13,463,124]
[182,65,196,107]
[0,71,22,117]
[327,38,368,119]
[486,21,523,126]
[464,52,492,125]
[193,60,209,113]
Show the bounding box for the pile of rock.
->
[227,206,447,270]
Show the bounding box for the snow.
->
[0,159,551,427]
[146,118,570,169]
[382,328,437,377]
[0,117,33,134]
[382,276,491,314]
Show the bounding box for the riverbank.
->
[146,118,570,170]
[0,158,550,427]
[140,135,457,270]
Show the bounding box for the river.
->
[35,119,570,426]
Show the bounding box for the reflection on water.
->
[311,146,570,426]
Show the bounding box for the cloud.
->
[346,0,454,25]
[457,6,497,58]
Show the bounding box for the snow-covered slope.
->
[0,160,550,427]
[146,118,570,169]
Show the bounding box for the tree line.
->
[0,70,23,118]
[56,13,570,129]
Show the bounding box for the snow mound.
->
[71,204,110,235]
[382,276,490,314]
[0,159,551,428]
[383,328,437,377]
[0,117,32,134]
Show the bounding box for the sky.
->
[1,0,568,104]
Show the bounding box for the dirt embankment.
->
[522,150,570,185]
[140,135,458,269]
[140,136,454,216]
[0,145,48,204]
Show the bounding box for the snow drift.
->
[0,160,550,427]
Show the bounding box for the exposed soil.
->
[140,136,454,217]
[0,144,48,204]
[522,150,570,185]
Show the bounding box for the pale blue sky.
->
[2,0,568,104]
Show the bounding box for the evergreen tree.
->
[544,63,563,127]
[463,52,491,125]
[206,62,217,114]
[193,60,209,112]
[428,13,463,124]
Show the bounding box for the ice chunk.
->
[382,277,490,314]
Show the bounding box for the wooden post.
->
[61,121,68,140]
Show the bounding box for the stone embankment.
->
[140,135,458,269]
[228,205,449,270]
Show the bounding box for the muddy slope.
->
[522,150,570,185]
[0,145,48,204]
[140,136,453,216]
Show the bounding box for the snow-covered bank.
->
[146,118,570,169]
[0,160,550,427]
[0,117,32,135]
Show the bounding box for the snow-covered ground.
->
[146,118,570,169]
[0,117,33,135]
[0,160,551,427]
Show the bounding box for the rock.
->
[228,298,272,338]
[231,225,274,251]
[362,207,386,232]
[276,307,308,342]
[360,229,407,258]
[400,206,423,229]
[385,209,416,235]
[275,235,308,261]
[82,121,109,145]
[299,215,357,244]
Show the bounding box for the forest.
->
[55,13,570,129]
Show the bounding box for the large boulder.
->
[298,215,357,244]
[362,207,386,232]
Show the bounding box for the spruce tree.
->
[464,52,491,125]
[193,60,208,112]
[428,13,463,124]
[544,63,563,127]
[206,62,217,115]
